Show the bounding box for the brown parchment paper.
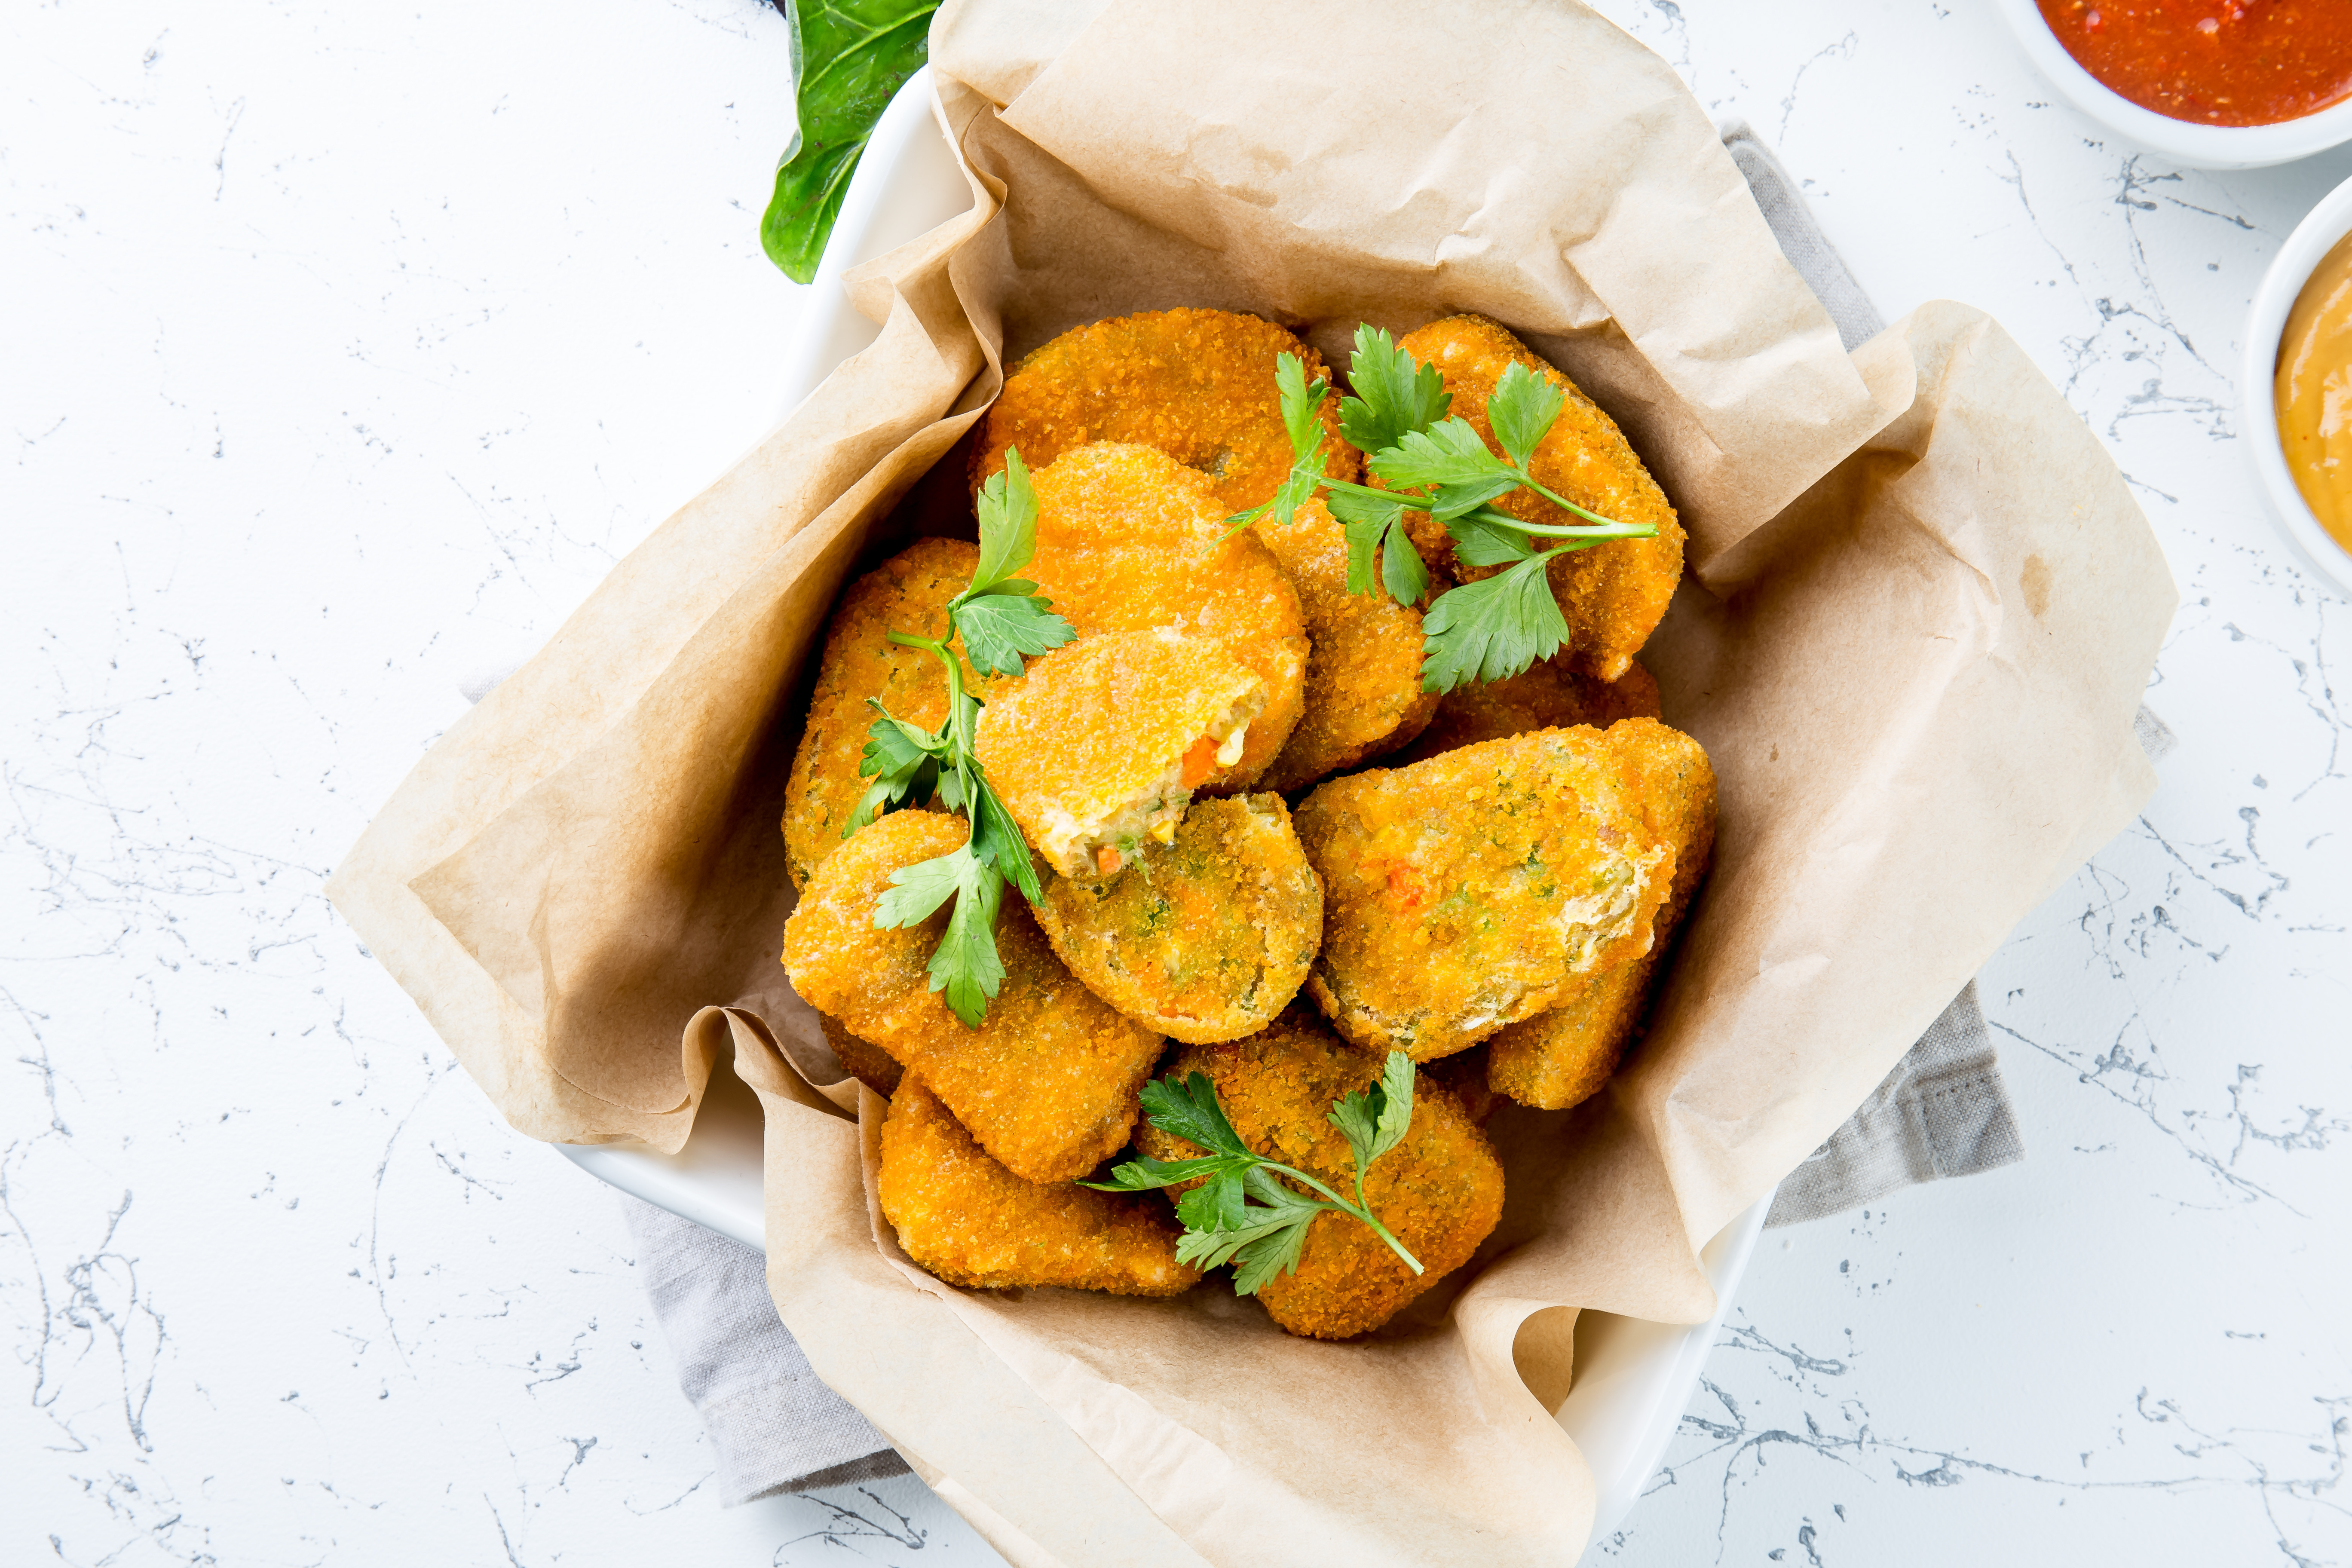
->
[327,2,2176,1562]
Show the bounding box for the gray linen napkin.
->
[493,124,2176,1497]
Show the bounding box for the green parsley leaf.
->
[950,593,1075,677]
[1338,325,1452,455]
[1417,552,1571,692]
[1368,420,1523,519]
[1138,1072,1256,1160]
[1446,509,1540,569]
[1485,360,1566,471]
[848,701,947,834]
[871,843,1005,1028]
[1328,1050,1416,1175]
[1275,353,1329,463]
[965,759,1044,903]
[970,448,1040,597]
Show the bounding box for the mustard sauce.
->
[2275,229,2352,558]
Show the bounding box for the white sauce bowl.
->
[2244,170,2352,601]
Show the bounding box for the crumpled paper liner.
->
[327,2,2175,1562]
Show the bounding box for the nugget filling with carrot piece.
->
[975,629,1266,882]
[782,811,1166,1183]
[1294,722,1690,1060]
[880,1074,1200,1297]
[1487,718,1716,1109]
[1394,315,1684,683]
[1037,793,1323,1043]
[1137,1012,1503,1339]
[782,538,977,888]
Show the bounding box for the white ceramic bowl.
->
[2245,170,2352,601]
[1994,0,2352,169]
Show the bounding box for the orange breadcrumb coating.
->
[1390,656,1661,767]
[781,811,1166,1183]
[1254,498,1444,791]
[1393,315,1684,683]
[1487,718,1716,1110]
[1137,1010,1504,1339]
[1023,444,1308,787]
[782,539,976,889]
[1036,794,1323,1044]
[1292,723,1686,1060]
[1419,1044,1499,1126]
[880,1073,1200,1297]
[974,629,1265,882]
[974,308,1356,518]
[819,1011,902,1096]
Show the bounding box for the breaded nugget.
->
[818,1011,902,1096]
[974,308,1356,517]
[1036,794,1323,1042]
[1137,1010,1504,1339]
[1023,444,1308,786]
[974,629,1265,881]
[1292,725,1686,1060]
[881,1073,1199,1296]
[782,811,1166,1183]
[783,538,976,888]
[1390,656,1661,766]
[1394,315,1684,682]
[1488,718,1716,1109]
[1255,499,1443,791]
[1419,1044,1499,1126]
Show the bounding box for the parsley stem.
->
[1262,1158,1424,1275]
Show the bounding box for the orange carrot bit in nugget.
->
[1394,315,1684,683]
[974,628,1266,882]
[1390,655,1661,767]
[1488,717,1716,1110]
[1022,444,1307,787]
[1138,1011,1503,1339]
[881,1073,1200,1297]
[973,308,1357,519]
[1037,794,1323,1044]
[1292,721,1700,1061]
[782,538,977,889]
[1254,498,1444,792]
[781,811,1166,1183]
[818,1011,902,1096]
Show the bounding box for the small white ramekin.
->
[2245,170,2352,602]
[1994,0,2352,170]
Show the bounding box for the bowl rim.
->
[2243,170,2352,602]
[1993,0,2352,170]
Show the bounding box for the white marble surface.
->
[3,1,2345,1563]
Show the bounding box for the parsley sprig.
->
[1086,1053,1424,1297]
[1225,327,1659,691]
[848,450,1075,1028]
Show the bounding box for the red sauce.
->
[2038,0,2352,126]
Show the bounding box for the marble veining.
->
[3,1,2343,1564]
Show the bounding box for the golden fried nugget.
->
[1023,444,1308,785]
[1138,1010,1504,1339]
[782,811,1166,1182]
[1419,1044,1499,1126]
[1292,724,1689,1060]
[975,629,1266,881]
[1395,315,1684,682]
[1487,718,1715,1109]
[782,538,977,889]
[1390,656,1661,766]
[818,1011,902,1096]
[974,309,1356,517]
[1036,794,1323,1043]
[1255,499,1443,791]
[881,1073,1200,1297]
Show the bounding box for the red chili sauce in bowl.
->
[2037,1,2352,126]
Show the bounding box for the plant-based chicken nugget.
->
[1138,1011,1503,1339]
[1293,726,1684,1060]
[1255,499,1443,790]
[974,309,1356,517]
[1394,315,1684,683]
[1390,656,1661,766]
[819,1011,902,1096]
[1488,718,1715,1109]
[1419,1044,1499,1126]
[1023,444,1308,786]
[782,812,1166,1182]
[881,1073,1199,1297]
[783,538,977,888]
[1036,794,1323,1043]
[974,630,1266,881]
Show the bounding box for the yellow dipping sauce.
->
[2275,229,2352,557]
